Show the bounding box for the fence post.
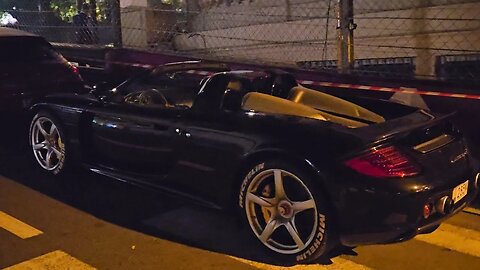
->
[337,0,355,74]
[285,0,291,21]
[413,0,434,78]
[110,0,122,47]
[186,0,200,31]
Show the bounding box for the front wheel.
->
[29,111,68,176]
[238,161,333,264]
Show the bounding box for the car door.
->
[85,72,188,180]
[163,109,255,205]
[88,103,180,178]
[162,75,258,205]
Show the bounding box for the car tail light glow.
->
[423,203,432,219]
[68,62,83,81]
[345,146,420,178]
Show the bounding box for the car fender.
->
[232,147,334,207]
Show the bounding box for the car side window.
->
[114,72,200,109]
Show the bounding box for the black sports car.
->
[28,61,479,264]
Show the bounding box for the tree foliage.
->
[50,0,76,21]
[1,0,108,22]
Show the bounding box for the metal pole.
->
[285,0,291,21]
[110,0,122,47]
[186,0,200,32]
[337,0,355,74]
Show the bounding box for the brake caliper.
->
[261,184,273,222]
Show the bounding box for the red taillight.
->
[423,203,432,219]
[68,62,83,81]
[70,64,79,75]
[345,146,420,178]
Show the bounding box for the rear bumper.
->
[337,172,479,247]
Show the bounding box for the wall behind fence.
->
[2,0,480,84]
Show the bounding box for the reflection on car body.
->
[27,61,479,265]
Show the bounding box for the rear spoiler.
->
[345,110,456,147]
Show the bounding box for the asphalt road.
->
[1,120,480,270]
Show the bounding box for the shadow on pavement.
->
[0,119,356,266]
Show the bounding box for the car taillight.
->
[345,146,420,178]
[68,62,83,81]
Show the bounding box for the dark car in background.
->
[0,27,83,112]
[27,61,479,264]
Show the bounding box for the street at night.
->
[0,126,479,270]
[2,0,480,269]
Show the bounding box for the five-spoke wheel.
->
[30,112,67,175]
[240,162,331,264]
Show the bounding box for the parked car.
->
[28,61,479,264]
[0,27,83,113]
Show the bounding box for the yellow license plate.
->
[452,180,469,204]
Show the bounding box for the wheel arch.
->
[29,103,60,120]
[230,148,337,217]
[28,104,81,158]
[29,103,89,163]
[230,147,342,257]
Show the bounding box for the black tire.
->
[238,160,334,264]
[29,111,69,176]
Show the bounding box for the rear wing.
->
[350,110,456,146]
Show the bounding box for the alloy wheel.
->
[31,116,65,171]
[245,169,318,254]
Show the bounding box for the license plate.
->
[452,180,469,204]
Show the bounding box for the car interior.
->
[118,68,387,128]
[217,72,384,128]
[121,71,204,109]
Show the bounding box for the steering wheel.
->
[124,89,170,107]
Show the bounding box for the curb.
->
[464,207,480,216]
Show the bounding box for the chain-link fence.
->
[353,0,480,81]
[1,1,116,45]
[2,0,480,83]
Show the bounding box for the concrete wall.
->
[120,2,177,48]
[172,0,480,76]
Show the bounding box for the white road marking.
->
[228,256,372,270]
[0,211,43,239]
[3,250,96,270]
[415,223,480,257]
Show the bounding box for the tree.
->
[51,0,106,22]
[50,0,77,21]
[1,0,108,23]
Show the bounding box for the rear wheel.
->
[29,111,68,176]
[239,161,332,264]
